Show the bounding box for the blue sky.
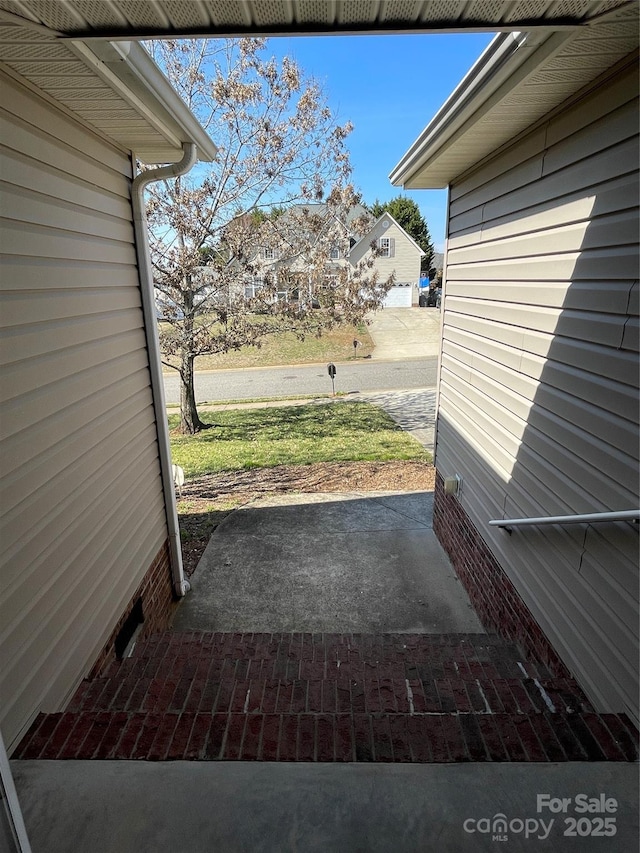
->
[267,33,494,251]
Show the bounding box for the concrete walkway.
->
[173,491,479,633]
[12,760,639,853]
[359,388,436,451]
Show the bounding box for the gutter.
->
[131,142,198,598]
[389,29,552,187]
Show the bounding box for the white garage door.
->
[383,284,412,308]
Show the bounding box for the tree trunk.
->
[178,272,207,434]
[179,352,206,434]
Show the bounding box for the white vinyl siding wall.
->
[0,72,168,749]
[438,61,639,722]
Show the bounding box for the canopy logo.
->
[463,794,620,842]
[463,813,554,841]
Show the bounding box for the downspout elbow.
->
[132,142,198,198]
[131,142,198,598]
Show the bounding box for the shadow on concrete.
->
[172,490,483,635]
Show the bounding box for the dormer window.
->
[263,247,275,260]
[330,246,340,260]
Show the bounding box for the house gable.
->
[349,212,424,285]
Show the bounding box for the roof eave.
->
[389,29,561,188]
[68,39,218,163]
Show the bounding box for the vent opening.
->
[115,598,144,659]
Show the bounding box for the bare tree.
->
[145,39,391,433]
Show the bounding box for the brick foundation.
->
[433,474,571,679]
[88,540,176,679]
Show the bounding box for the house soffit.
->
[390,3,639,188]
[0,17,216,163]
[0,1,634,167]
[0,1,634,38]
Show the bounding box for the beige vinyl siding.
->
[350,218,422,283]
[437,60,639,722]
[0,71,168,750]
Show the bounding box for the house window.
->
[245,278,264,299]
[379,237,391,257]
[263,247,275,260]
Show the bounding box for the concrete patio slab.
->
[12,760,638,853]
[173,491,483,634]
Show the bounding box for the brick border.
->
[15,631,637,762]
[88,540,176,678]
[16,709,639,763]
[433,474,571,678]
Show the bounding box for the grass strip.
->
[169,400,430,478]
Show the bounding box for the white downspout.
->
[131,142,198,598]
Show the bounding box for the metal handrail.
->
[490,509,640,530]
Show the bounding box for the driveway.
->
[366,307,441,361]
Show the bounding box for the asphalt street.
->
[163,356,438,404]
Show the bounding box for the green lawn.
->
[169,401,431,478]
[161,321,374,372]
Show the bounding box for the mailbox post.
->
[327,362,337,396]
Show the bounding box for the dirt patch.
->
[177,460,435,576]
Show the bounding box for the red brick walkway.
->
[15,632,638,763]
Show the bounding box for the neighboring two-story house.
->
[253,204,424,308]
[350,211,425,307]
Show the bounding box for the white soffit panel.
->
[390,3,639,188]
[0,19,216,163]
[0,1,633,169]
[0,0,633,37]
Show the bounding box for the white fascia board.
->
[389,29,555,188]
[67,39,218,163]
